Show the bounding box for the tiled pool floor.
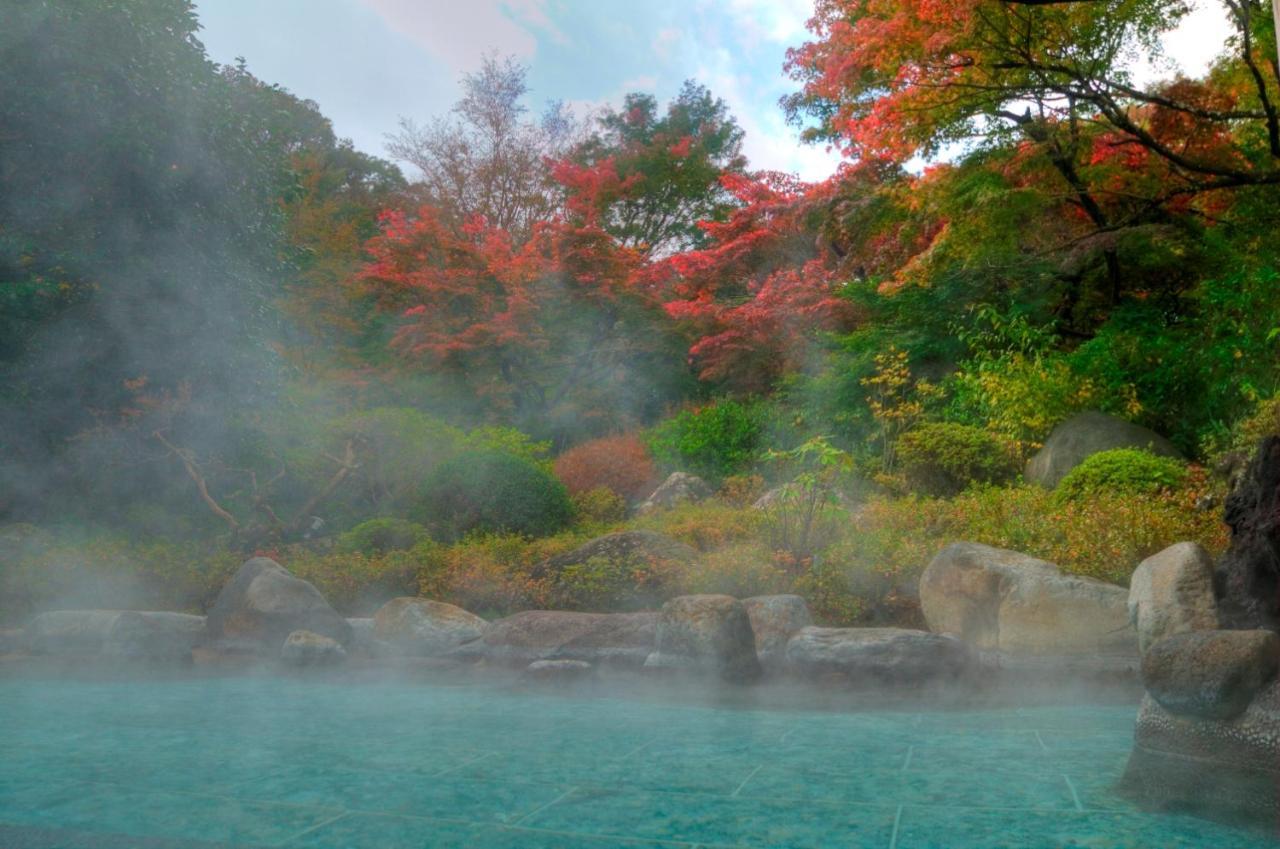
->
[1,675,1277,848]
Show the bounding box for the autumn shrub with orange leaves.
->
[553,433,658,502]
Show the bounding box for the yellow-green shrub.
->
[676,542,791,598]
[630,499,764,551]
[0,528,240,624]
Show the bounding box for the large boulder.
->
[1025,411,1182,489]
[202,558,351,654]
[1120,681,1280,826]
[280,629,347,667]
[635,472,712,514]
[102,611,206,660]
[742,595,812,668]
[24,610,123,655]
[644,594,761,683]
[1215,436,1280,630]
[24,610,204,661]
[920,542,1137,657]
[1128,542,1219,653]
[345,617,386,658]
[784,627,973,683]
[1141,629,1280,720]
[520,659,596,685]
[372,597,489,656]
[448,610,658,668]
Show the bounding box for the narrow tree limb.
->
[288,440,358,531]
[153,431,240,530]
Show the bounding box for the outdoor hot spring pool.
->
[2,675,1276,849]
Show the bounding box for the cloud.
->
[358,0,566,71]
[693,47,840,182]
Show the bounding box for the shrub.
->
[0,528,240,624]
[646,399,763,481]
[464,425,554,472]
[718,474,766,506]
[759,437,855,561]
[313,407,465,525]
[630,499,764,552]
[285,543,427,615]
[415,449,574,542]
[896,422,1020,496]
[676,542,791,598]
[335,518,431,555]
[415,532,583,617]
[554,433,657,501]
[1055,449,1187,502]
[570,487,628,527]
[549,551,683,612]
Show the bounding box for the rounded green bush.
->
[416,449,574,541]
[896,422,1020,496]
[336,518,431,555]
[646,400,763,481]
[1055,448,1187,501]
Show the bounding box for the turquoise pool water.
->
[1,674,1276,849]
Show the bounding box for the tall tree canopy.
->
[386,56,579,245]
[571,81,748,256]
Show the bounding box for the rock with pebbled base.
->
[448,610,658,668]
[1128,542,1219,653]
[635,472,712,514]
[1025,411,1182,488]
[202,558,351,654]
[280,629,347,666]
[742,595,812,668]
[1121,681,1280,827]
[1141,629,1280,721]
[784,626,973,683]
[645,594,760,683]
[24,610,205,661]
[920,542,1136,658]
[373,597,489,656]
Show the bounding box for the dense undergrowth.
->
[2,1,1278,629]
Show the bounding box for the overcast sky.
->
[193,0,1233,182]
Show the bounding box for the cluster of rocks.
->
[1117,438,1280,828]
[12,539,1146,694]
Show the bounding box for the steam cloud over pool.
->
[2,674,1275,848]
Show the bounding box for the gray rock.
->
[920,542,1137,657]
[644,594,760,683]
[24,610,204,661]
[448,610,658,668]
[280,629,347,666]
[540,531,697,575]
[635,472,712,514]
[1141,629,1280,720]
[103,611,205,661]
[202,558,351,654]
[372,598,488,656]
[521,659,596,684]
[1128,542,1219,653]
[1120,682,1280,826]
[784,626,973,683]
[345,617,390,658]
[752,485,858,512]
[742,595,812,667]
[24,610,122,655]
[1026,411,1182,488]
